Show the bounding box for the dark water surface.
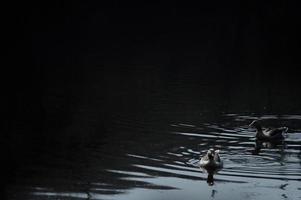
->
[5,1,301,199]
[6,68,301,200]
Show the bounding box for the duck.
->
[200,148,223,169]
[249,120,288,141]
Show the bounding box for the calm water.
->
[6,69,301,200]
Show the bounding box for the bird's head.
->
[249,120,262,131]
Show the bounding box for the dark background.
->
[3,1,301,198]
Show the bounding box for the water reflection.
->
[201,167,223,186]
[211,189,217,198]
[252,140,285,155]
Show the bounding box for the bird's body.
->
[200,149,223,169]
[249,120,288,141]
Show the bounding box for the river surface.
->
[6,69,301,200]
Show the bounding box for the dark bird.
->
[249,120,288,141]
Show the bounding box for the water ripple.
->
[7,114,301,200]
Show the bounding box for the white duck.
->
[200,148,223,169]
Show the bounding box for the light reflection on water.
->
[7,114,301,200]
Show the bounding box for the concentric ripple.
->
[6,114,301,200]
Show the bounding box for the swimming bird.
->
[249,120,288,141]
[200,148,223,169]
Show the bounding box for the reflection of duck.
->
[206,170,215,186]
[200,148,223,169]
[249,120,288,141]
[252,139,284,155]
